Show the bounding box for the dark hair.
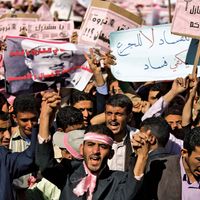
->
[148,83,163,100]
[69,89,94,106]
[13,93,39,115]
[168,95,185,108]
[149,83,162,92]
[106,94,133,115]
[56,106,83,130]
[140,117,170,147]
[85,124,114,140]
[184,127,200,155]
[0,93,9,111]
[0,111,10,121]
[163,104,183,118]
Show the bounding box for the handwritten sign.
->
[78,0,143,51]
[0,18,74,40]
[109,24,199,82]
[171,0,200,38]
[24,21,74,40]
[4,36,92,94]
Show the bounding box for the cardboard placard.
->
[78,0,143,51]
[171,0,200,39]
[171,0,200,76]
[0,18,74,40]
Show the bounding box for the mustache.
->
[89,154,101,159]
[108,121,119,125]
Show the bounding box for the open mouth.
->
[89,155,101,165]
[108,122,120,129]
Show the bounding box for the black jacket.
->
[36,140,143,200]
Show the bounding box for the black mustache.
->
[90,154,101,159]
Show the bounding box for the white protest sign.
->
[109,24,199,82]
[172,0,200,38]
[78,0,143,51]
[0,19,74,40]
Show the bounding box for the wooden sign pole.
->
[168,0,172,23]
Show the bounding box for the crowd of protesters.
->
[0,0,200,200]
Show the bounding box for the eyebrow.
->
[0,126,11,132]
[195,157,200,161]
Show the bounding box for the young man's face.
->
[0,119,11,148]
[165,114,182,130]
[14,112,38,137]
[80,140,111,173]
[185,146,200,179]
[73,100,93,127]
[105,105,128,135]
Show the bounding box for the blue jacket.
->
[0,127,38,200]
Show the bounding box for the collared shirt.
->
[9,127,31,152]
[142,96,168,121]
[180,157,200,200]
[9,127,32,189]
[107,126,138,171]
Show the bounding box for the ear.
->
[12,114,17,123]
[181,148,188,158]
[79,144,84,156]
[9,105,13,113]
[149,135,156,145]
[108,149,114,159]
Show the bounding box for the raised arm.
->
[35,92,70,189]
[142,77,189,121]
[182,75,199,127]
[39,91,61,139]
[163,77,188,103]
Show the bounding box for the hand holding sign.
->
[84,48,105,87]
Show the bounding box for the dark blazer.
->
[135,152,181,200]
[36,141,143,200]
[0,127,38,200]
